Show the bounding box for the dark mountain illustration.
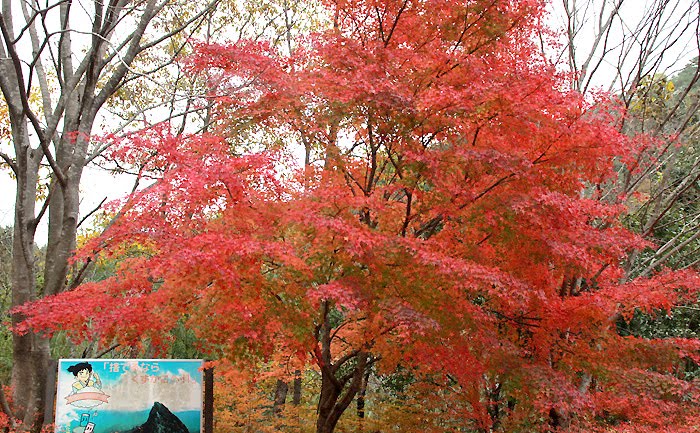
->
[124,402,190,433]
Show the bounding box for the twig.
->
[77,197,107,229]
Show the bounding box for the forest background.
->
[1,0,700,432]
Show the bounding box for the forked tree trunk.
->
[316,351,367,433]
[314,301,370,433]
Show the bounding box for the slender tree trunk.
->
[292,370,301,405]
[273,379,289,415]
[356,367,370,433]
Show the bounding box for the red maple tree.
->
[17,1,700,432]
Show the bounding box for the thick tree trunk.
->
[314,304,369,433]
[0,1,171,427]
[43,137,85,297]
[10,334,49,430]
[316,371,340,433]
[548,407,571,431]
[9,124,49,430]
[0,0,222,429]
[316,353,367,433]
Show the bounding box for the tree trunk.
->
[0,0,201,428]
[292,370,302,405]
[9,122,48,430]
[356,367,370,433]
[273,379,288,415]
[315,304,368,433]
[315,371,341,433]
[316,353,367,433]
[548,407,571,431]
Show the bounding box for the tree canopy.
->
[13,0,700,432]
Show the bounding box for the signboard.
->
[55,359,203,433]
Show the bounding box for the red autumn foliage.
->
[15,0,699,432]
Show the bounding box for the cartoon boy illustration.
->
[65,362,109,411]
[67,362,102,392]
